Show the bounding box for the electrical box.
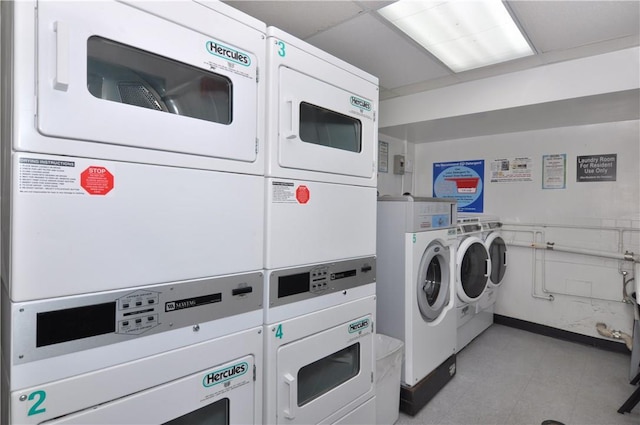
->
[394,155,405,175]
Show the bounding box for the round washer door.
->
[416,242,451,322]
[486,232,507,287]
[456,236,491,303]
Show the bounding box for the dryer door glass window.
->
[299,102,362,153]
[460,242,489,298]
[298,343,360,406]
[164,398,229,425]
[88,37,232,124]
[417,244,450,322]
[488,237,507,285]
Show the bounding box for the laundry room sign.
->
[576,154,617,182]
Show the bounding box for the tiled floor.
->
[396,324,640,425]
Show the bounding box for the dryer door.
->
[35,1,262,163]
[485,232,507,288]
[416,241,451,322]
[456,236,491,303]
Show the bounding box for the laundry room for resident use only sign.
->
[576,154,617,182]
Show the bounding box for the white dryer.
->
[376,196,458,416]
[264,26,379,272]
[455,218,493,351]
[2,0,266,302]
[3,273,264,424]
[263,296,377,425]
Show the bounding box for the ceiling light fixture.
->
[378,0,535,72]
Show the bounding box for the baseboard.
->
[399,354,456,416]
[494,314,630,355]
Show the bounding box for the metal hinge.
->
[256,67,259,83]
[371,371,374,383]
[253,365,256,381]
[255,138,259,154]
[373,111,376,122]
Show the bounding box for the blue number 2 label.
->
[27,390,47,416]
[277,41,286,57]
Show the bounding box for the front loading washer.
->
[455,218,492,351]
[376,196,457,416]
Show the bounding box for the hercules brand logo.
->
[206,41,251,66]
[203,362,248,387]
[348,318,370,333]
[350,96,371,111]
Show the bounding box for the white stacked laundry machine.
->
[2,1,266,423]
[376,197,458,416]
[262,27,379,425]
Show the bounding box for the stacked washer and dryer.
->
[262,28,379,424]
[377,197,458,415]
[2,1,267,423]
[455,215,508,351]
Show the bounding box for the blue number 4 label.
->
[275,324,283,339]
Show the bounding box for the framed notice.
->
[542,154,566,189]
[378,141,389,173]
[433,160,484,213]
[577,154,617,182]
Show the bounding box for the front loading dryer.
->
[376,196,457,415]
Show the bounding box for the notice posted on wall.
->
[433,160,484,213]
[490,157,533,183]
[577,154,617,182]
[542,154,566,189]
[378,141,389,173]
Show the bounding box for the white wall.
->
[376,135,415,196]
[413,120,640,339]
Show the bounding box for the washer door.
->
[456,236,491,303]
[416,242,451,322]
[486,232,507,287]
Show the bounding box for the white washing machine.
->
[2,273,264,424]
[263,295,376,425]
[264,26,379,272]
[376,196,458,415]
[455,217,493,351]
[2,0,266,302]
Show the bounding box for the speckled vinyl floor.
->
[395,324,640,425]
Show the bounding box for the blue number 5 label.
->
[27,390,47,416]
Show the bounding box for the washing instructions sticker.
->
[204,38,254,80]
[17,157,115,196]
[272,181,310,204]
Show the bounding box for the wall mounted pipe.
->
[508,241,639,263]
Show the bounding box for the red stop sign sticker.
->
[81,166,114,195]
[296,185,310,204]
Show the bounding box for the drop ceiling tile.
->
[306,13,451,90]
[221,1,365,39]
[510,1,640,53]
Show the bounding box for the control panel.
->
[12,272,263,364]
[269,257,376,308]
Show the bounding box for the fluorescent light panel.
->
[379,0,534,72]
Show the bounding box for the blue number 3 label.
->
[27,390,47,416]
[277,41,286,57]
